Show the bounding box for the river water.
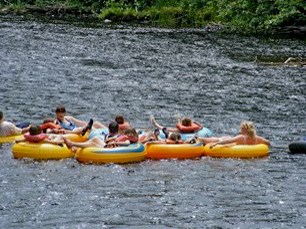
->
[0,15,305,228]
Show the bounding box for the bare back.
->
[236,134,269,146]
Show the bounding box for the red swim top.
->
[176,122,202,133]
[24,133,48,143]
[115,135,138,143]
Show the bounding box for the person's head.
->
[108,122,119,135]
[29,125,42,136]
[124,127,138,137]
[169,132,182,143]
[240,121,256,139]
[181,117,192,126]
[0,111,3,121]
[123,128,138,143]
[115,115,125,124]
[55,106,66,121]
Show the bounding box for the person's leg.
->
[66,127,83,134]
[16,122,30,128]
[140,132,156,143]
[69,116,107,129]
[150,115,164,129]
[64,137,96,149]
[70,117,87,127]
[50,134,64,142]
[63,136,106,149]
[150,115,179,132]
[81,119,94,136]
[92,121,107,129]
[65,119,93,136]
[162,128,169,138]
[90,137,107,148]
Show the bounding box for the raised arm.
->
[193,121,203,129]
[150,115,164,129]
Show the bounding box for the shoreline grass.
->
[1,0,305,38]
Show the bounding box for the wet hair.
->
[115,115,125,124]
[240,121,256,139]
[0,111,3,120]
[55,106,66,113]
[123,128,138,143]
[169,132,182,143]
[108,122,119,134]
[181,117,192,126]
[123,127,138,137]
[29,125,42,135]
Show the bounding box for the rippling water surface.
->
[0,16,306,228]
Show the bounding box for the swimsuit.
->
[56,118,77,131]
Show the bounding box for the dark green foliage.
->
[1,0,305,34]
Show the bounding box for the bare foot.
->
[71,146,77,153]
[63,137,73,149]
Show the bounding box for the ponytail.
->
[241,121,256,139]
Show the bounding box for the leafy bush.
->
[1,0,305,34]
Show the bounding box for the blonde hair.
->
[240,121,256,139]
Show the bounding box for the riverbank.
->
[1,0,305,38]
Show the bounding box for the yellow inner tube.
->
[12,142,74,160]
[11,134,86,160]
[64,133,88,142]
[0,135,24,144]
[203,143,269,158]
[1,133,86,144]
[145,142,203,159]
